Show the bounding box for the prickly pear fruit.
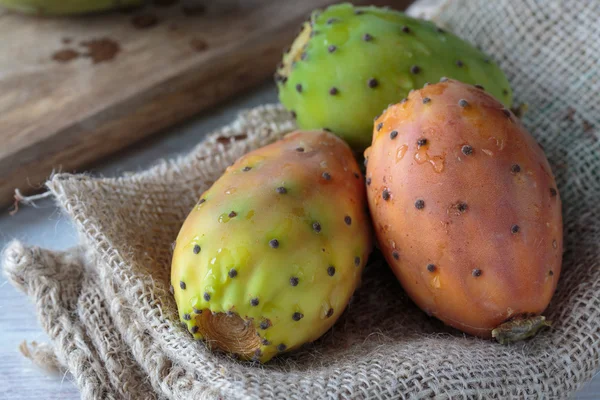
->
[365,79,562,342]
[171,130,372,362]
[276,3,513,150]
[0,0,143,15]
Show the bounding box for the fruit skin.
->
[365,79,562,339]
[0,0,143,15]
[171,130,372,362]
[276,3,513,150]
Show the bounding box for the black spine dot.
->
[193,245,201,254]
[550,188,558,197]
[410,65,421,74]
[243,166,252,172]
[260,319,271,330]
[511,225,520,234]
[290,277,299,286]
[344,216,352,225]
[549,270,554,276]
[484,58,491,64]
[180,281,186,290]
[366,177,371,186]
[228,268,237,278]
[472,269,482,277]
[251,298,259,307]
[326,308,334,318]
[475,84,485,90]
[415,199,425,210]
[401,25,410,33]
[198,198,206,205]
[368,78,378,88]
[322,172,331,180]
[292,312,304,321]
[511,164,521,173]
[276,186,287,194]
[191,326,199,334]
[363,33,373,41]
[326,18,337,24]
[323,127,332,132]
[377,122,383,131]
[427,264,436,272]
[503,89,509,95]
[328,45,337,53]
[458,99,469,107]
[422,97,431,104]
[296,83,302,93]
[417,138,428,147]
[300,52,307,60]
[354,256,361,267]
[269,239,279,248]
[193,307,202,314]
[392,250,400,260]
[437,27,445,33]
[262,338,271,345]
[457,202,468,213]
[290,110,296,119]
[296,147,304,152]
[502,109,511,118]
[228,211,237,218]
[390,130,398,139]
[183,313,191,321]
[462,145,473,156]
[456,60,464,67]
[313,222,322,233]
[254,349,262,358]
[354,172,360,179]
[382,189,391,201]
[277,344,287,351]
[327,266,336,276]
[329,87,339,95]
[203,292,210,301]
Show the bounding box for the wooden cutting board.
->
[0,0,408,208]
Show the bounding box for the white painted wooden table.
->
[0,84,598,399]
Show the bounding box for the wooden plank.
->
[0,0,404,208]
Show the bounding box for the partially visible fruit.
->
[0,0,144,15]
[171,130,373,362]
[276,3,513,150]
[365,79,562,342]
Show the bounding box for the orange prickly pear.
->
[365,79,562,343]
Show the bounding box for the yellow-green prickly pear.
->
[171,130,373,362]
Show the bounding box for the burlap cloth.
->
[3,0,599,398]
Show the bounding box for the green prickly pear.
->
[365,79,562,343]
[171,130,373,363]
[276,3,513,150]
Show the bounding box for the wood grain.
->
[0,0,403,208]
